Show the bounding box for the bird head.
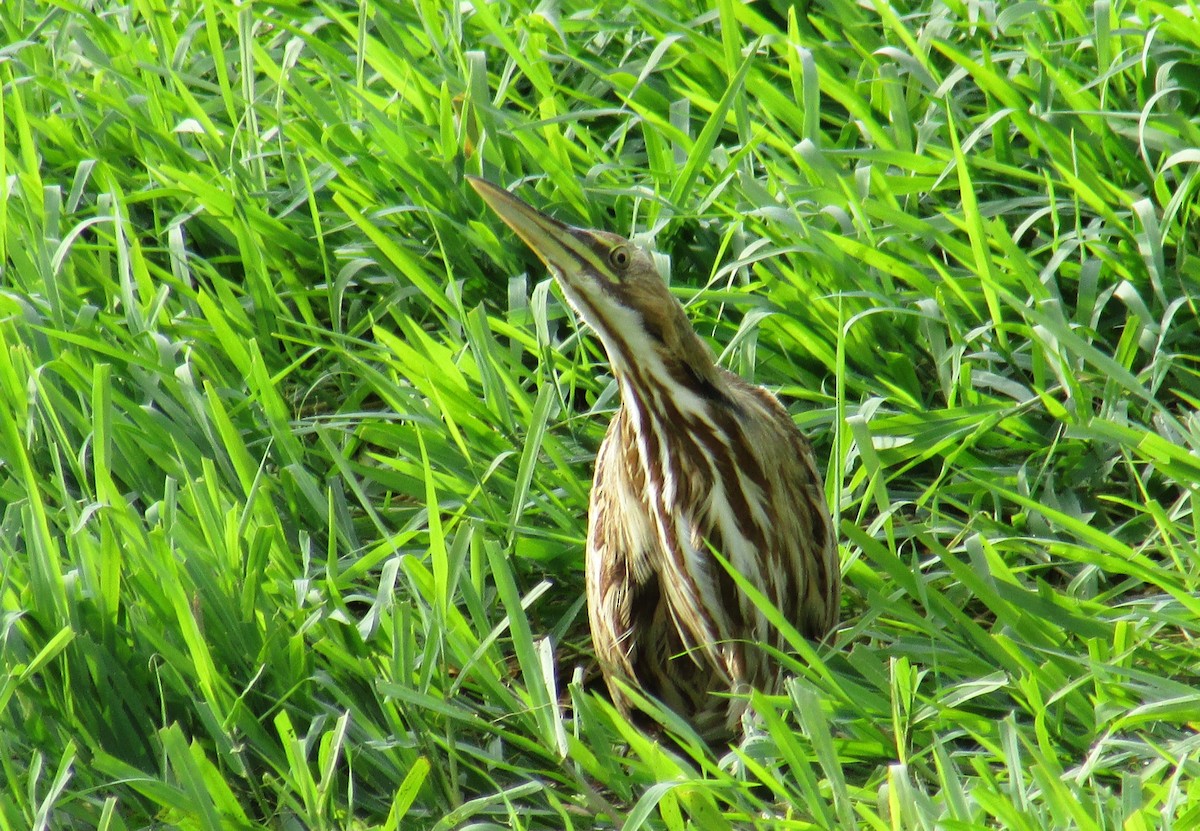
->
[468,176,716,384]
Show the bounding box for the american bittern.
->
[469,177,839,741]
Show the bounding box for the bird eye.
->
[609,246,631,269]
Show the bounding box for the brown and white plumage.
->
[469,177,839,741]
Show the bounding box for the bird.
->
[468,176,839,742]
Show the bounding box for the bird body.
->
[468,177,839,741]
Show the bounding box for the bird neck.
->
[609,328,732,426]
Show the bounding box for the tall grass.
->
[1,0,1198,828]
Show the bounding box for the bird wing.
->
[742,385,840,642]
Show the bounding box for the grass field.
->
[2,0,1199,828]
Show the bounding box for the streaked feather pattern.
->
[468,176,839,742]
[588,366,837,740]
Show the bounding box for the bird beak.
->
[467,176,596,278]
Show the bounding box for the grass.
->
[2,0,1199,827]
